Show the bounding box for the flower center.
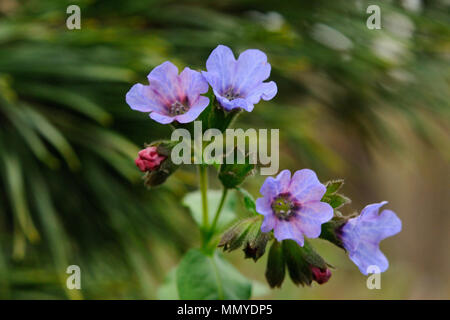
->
[224,88,240,101]
[169,101,189,116]
[271,193,298,220]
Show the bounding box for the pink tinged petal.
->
[275,169,291,193]
[273,220,304,246]
[259,169,291,197]
[174,96,209,123]
[149,112,175,124]
[147,61,180,104]
[294,201,333,239]
[180,67,209,103]
[125,84,166,113]
[261,213,277,233]
[255,197,272,216]
[289,169,326,202]
[205,45,237,93]
[234,49,271,93]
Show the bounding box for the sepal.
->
[321,179,351,209]
[218,149,255,189]
[282,240,331,286]
[142,140,179,187]
[265,241,286,288]
[218,216,271,261]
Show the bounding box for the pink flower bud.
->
[311,266,332,285]
[135,147,166,172]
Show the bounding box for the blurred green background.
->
[0,0,448,299]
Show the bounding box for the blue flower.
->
[340,201,402,275]
[126,61,209,124]
[255,169,333,246]
[202,45,277,112]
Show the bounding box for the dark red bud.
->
[311,266,332,284]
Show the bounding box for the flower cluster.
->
[126,44,402,294]
[126,45,277,124]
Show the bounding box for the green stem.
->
[211,255,225,300]
[209,188,228,236]
[199,165,209,234]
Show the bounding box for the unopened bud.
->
[311,266,332,284]
[135,146,166,172]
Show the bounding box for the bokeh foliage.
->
[0,0,448,298]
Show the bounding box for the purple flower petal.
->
[259,169,291,197]
[125,84,165,113]
[341,201,402,275]
[349,244,389,275]
[147,61,180,103]
[288,169,326,202]
[234,49,271,93]
[180,67,209,103]
[174,95,209,123]
[246,81,278,104]
[261,213,277,233]
[215,95,254,112]
[256,169,333,247]
[273,220,305,246]
[255,197,272,216]
[149,112,174,124]
[294,201,333,238]
[126,61,209,124]
[203,45,277,112]
[205,45,236,93]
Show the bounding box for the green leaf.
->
[324,179,344,195]
[322,193,351,209]
[157,268,179,300]
[176,249,251,300]
[265,241,285,288]
[183,190,237,231]
[237,187,257,215]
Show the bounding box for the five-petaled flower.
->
[255,169,333,246]
[126,61,209,124]
[202,45,277,112]
[135,146,166,172]
[340,201,402,275]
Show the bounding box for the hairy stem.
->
[209,188,228,236]
[199,165,209,243]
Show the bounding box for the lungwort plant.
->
[127,45,402,299]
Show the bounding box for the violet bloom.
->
[202,45,277,112]
[340,201,402,275]
[255,169,333,246]
[126,61,209,124]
